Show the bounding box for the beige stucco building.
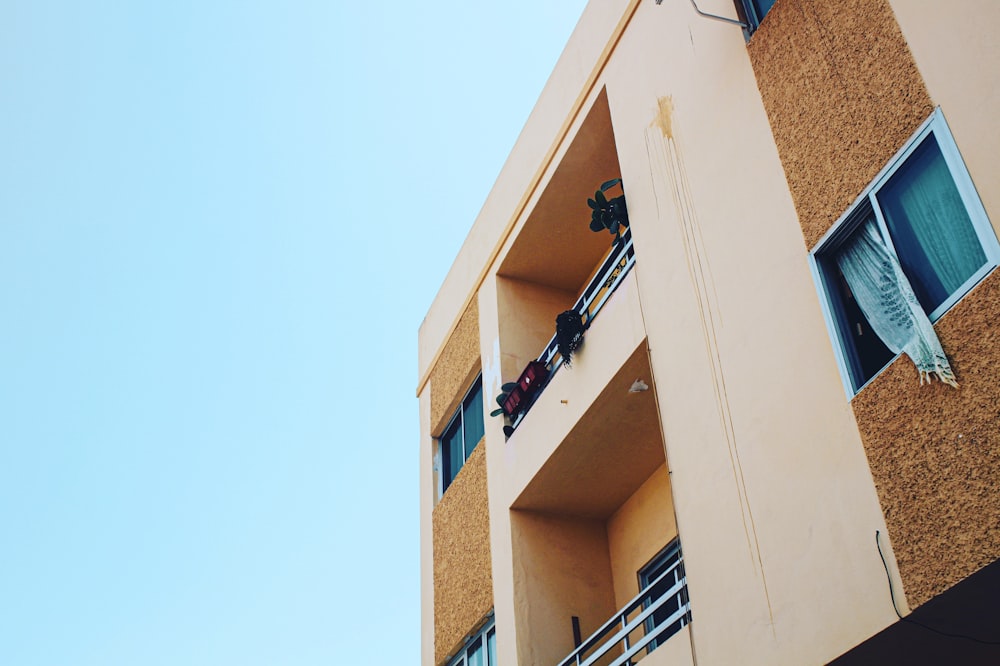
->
[417,1,1000,664]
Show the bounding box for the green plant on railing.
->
[587,178,629,242]
[491,382,519,438]
[490,383,519,418]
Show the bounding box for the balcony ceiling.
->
[512,343,667,520]
[499,88,624,294]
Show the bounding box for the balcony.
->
[495,87,632,433]
[504,227,635,432]
[557,543,690,666]
[508,343,682,665]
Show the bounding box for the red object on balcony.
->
[503,361,551,419]
[502,385,525,417]
[518,361,549,394]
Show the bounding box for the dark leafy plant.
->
[587,178,629,242]
[491,382,519,438]
[556,310,585,367]
[490,382,519,418]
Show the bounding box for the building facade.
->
[417,1,1000,664]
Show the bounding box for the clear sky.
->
[0,1,587,663]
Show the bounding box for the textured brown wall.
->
[749,0,1000,609]
[432,443,493,664]
[852,272,1000,608]
[748,0,934,249]
[430,298,481,432]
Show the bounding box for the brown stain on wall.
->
[430,298,481,432]
[432,443,493,664]
[852,272,1000,608]
[747,0,934,249]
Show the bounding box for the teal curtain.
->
[466,637,484,666]
[463,380,484,458]
[442,424,464,487]
[877,134,985,313]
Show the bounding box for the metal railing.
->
[556,552,690,666]
[508,228,636,431]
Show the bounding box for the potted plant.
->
[587,178,629,242]
[555,310,586,367]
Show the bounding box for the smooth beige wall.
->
[510,510,616,666]
[607,464,677,609]
[603,0,904,663]
[496,276,573,382]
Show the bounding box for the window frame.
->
[809,108,1000,397]
[734,0,776,35]
[637,538,690,653]
[437,374,485,496]
[446,614,496,666]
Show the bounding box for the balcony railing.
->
[556,548,690,666]
[508,227,636,431]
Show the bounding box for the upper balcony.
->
[494,88,634,435]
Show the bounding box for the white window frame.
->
[809,108,1000,397]
[446,614,496,666]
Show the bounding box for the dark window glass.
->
[440,376,484,494]
[818,212,896,390]
[638,539,690,653]
[736,0,776,31]
[446,617,495,666]
[441,420,464,490]
[466,636,484,666]
[486,628,496,666]
[749,0,776,22]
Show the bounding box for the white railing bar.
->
[508,233,635,433]
[585,253,635,323]
[559,561,684,665]
[606,605,691,666]
[575,557,684,647]
[572,578,686,666]
[539,236,635,369]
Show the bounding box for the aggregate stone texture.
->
[852,272,1000,608]
[747,0,934,250]
[430,298,481,433]
[432,443,493,664]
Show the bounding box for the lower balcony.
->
[508,345,689,665]
[558,540,690,666]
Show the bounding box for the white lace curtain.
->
[835,219,958,387]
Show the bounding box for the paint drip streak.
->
[646,122,774,629]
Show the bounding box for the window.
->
[811,110,999,395]
[447,616,496,666]
[638,539,690,652]
[439,375,485,493]
[734,0,776,33]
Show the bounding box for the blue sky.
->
[0,1,587,663]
